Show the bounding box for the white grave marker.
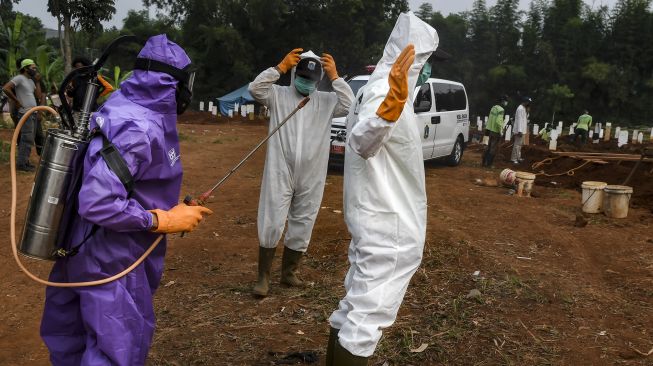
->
[632,130,639,144]
[208,101,213,112]
[637,132,644,144]
[549,130,559,150]
[199,101,205,111]
[618,130,628,147]
[533,124,539,135]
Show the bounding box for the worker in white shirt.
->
[510,97,531,164]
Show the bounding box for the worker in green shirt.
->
[539,123,553,142]
[482,95,508,167]
[573,110,592,144]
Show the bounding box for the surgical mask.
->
[294,76,317,96]
[502,101,508,107]
[417,62,431,87]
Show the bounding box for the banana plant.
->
[36,45,64,92]
[108,65,132,90]
[0,13,26,78]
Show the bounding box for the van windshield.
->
[348,79,368,97]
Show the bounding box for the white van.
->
[330,75,469,166]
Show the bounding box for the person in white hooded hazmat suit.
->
[248,49,354,297]
[325,13,438,365]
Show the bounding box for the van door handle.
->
[424,125,430,139]
[431,116,441,125]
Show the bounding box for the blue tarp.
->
[217,83,255,116]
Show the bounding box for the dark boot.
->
[326,327,339,366]
[252,246,276,297]
[333,339,369,366]
[280,247,304,287]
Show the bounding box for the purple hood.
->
[121,34,191,115]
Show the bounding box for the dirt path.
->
[0,121,651,365]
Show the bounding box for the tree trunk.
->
[63,14,72,75]
[57,15,65,70]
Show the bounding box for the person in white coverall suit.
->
[325,12,438,365]
[248,49,354,297]
[511,97,531,164]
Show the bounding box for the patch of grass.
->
[178,132,196,142]
[0,141,10,163]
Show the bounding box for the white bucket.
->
[499,169,516,186]
[603,185,634,219]
[581,181,607,213]
[515,171,536,197]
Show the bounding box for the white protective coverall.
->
[249,51,354,252]
[328,12,438,357]
[511,104,528,162]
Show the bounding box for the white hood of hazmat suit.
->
[248,50,354,252]
[328,12,438,357]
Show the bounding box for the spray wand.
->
[183,96,310,208]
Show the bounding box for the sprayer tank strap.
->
[98,131,135,194]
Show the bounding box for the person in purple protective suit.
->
[39,34,212,366]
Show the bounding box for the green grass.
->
[0,141,10,163]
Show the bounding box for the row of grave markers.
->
[197,101,268,118]
[476,116,652,150]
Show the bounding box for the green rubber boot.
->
[252,246,276,297]
[325,327,339,366]
[280,247,304,287]
[333,339,369,366]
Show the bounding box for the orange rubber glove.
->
[149,204,213,234]
[277,48,303,74]
[376,44,415,122]
[97,74,114,97]
[321,53,339,81]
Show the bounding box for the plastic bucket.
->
[499,169,516,186]
[603,185,633,219]
[515,172,536,197]
[581,181,607,214]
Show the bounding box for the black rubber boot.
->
[333,339,369,366]
[326,327,339,366]
[280,247,304,287]
[252,246,276,297]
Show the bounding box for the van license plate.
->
[331,145,345,154]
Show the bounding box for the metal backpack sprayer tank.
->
[19,35,138,260]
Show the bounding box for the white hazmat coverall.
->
[249,52,354,252]
[328,12,439,357]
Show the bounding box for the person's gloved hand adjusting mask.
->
[417,62,431,88]
[294,76,317,96]
[134,58,195,115]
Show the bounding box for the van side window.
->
[413,83,432,113]
[434,83,467,112]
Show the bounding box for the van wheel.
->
[447,137,463,166]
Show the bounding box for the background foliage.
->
[2,0,652,126]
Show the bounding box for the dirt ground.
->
[1,119,652,366]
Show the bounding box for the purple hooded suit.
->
[40,35,190,366]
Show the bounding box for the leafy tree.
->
[47,0,116,74]
[415,2,433,21]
